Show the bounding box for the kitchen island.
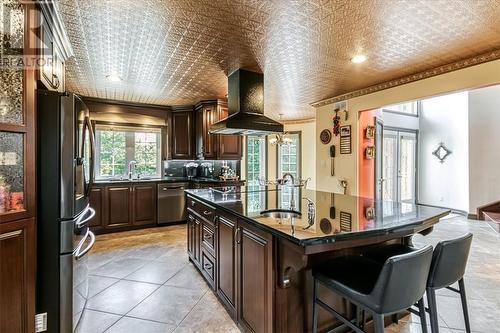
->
[185,186,449,333]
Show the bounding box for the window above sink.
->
[94,123,162,180]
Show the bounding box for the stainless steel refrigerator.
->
[37,90,96,332]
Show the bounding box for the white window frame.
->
[94,124,162,179]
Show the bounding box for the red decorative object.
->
[333,108,340,136]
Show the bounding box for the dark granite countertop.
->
[185,186,450,246]
[94,176,244,185]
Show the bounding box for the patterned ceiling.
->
[57,0,500,121]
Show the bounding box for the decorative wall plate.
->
[432,142,452,163]
[320,129,332,144]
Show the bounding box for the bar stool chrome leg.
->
[417,298,428,333]
[458,278,471,333]
[426,288,440,333]
[312,280,318,333]
[373,314,385,333]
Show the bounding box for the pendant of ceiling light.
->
[268,114,292,146]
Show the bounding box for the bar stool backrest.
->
[370,245,433,314]
[427,233,473,289]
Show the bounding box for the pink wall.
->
[358,109,377,199]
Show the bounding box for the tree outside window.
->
[95,124,162,179]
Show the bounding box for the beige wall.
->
[315,59,500,195]
[469,85,500,214]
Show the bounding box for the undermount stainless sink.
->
[260,209,301,219]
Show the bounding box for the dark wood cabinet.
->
[236,219,274,333]
[217,214,237,315]
[88,187,104,230]
[132,184,156,225]
[170,110,194,159]
[90,183,158,233]
[187,212,202,267]
[186,195,273,332]
[195,103,218,159]
[0,218,35,333]
[195,100,243,160]
[106,186,132,227]
[217,105,243,160]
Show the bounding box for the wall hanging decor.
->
[365,206,376,220]
[365,145,375,159]
[339,211,352,232]
[365,125,375,139]
[339,125,351,154]
[320,129,332,144]
[330,145,336,176]
[432,142,452,163]
[332,108,340,136]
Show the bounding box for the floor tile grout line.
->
[174,289,211,330]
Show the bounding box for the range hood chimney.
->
[209,69,284,135]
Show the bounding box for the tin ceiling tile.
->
[57,0,500,121]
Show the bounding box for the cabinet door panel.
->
[217,107,242,160]
[88,187,104,229]
[132,185,156,225]
[217,215,237,313]
[106,186,131,226]
[187,214,195,258]
[203,106,218,159]
[194,217,202,265]
[237,221,273,333]
[171,111,194,159]
[0,218,35,333]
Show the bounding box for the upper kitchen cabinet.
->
[169,106,195,159]
[0,1,37,223]
[195,100,219,159]
[217,103,242,160]
[195,100,242,160]
[37,2,73,92]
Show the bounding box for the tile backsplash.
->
[163,160,240,179]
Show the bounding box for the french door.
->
[380,128,418,203]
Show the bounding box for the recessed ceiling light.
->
[351,55,367,64]
[106,74,122,82]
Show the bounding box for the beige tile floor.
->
[78,215,500,333]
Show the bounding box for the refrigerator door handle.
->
[85,116,96,197]
[75,230,96,260]
[76,207,95,229]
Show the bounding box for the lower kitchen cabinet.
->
[0,218,35,333]
[132,184,157,226]
[88,187,104,230]
[89,183,157,233]
[106,186,132,227]
[236,219,274,333]
[187,195,274,333]
[216,213,237,316]
[186,210,202,267]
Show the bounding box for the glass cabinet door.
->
[0,0,32,220]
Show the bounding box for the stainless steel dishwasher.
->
[157,182,189,224]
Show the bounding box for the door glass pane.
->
[0,1,25,125]
[400,135,416,203]
[0,131,24,213]
[382,133,397,201]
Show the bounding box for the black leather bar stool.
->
[426,233,473,333]
[312,245,433,333]
[364,233,473,333]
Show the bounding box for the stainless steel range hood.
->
[209,69,284,135]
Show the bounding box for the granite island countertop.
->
[185,186,450,247]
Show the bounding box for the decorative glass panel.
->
[0,0,25,125]
[0,131,24,213]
